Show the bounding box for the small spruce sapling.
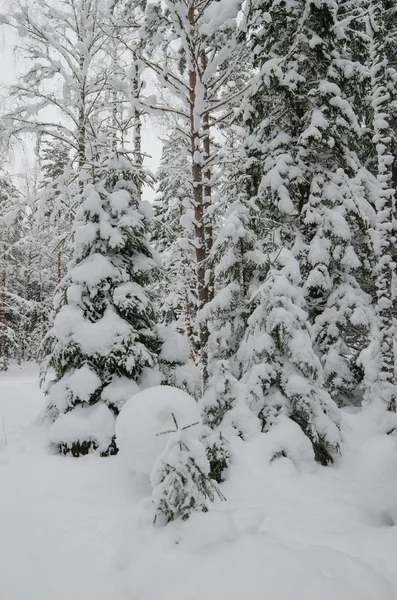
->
[151,413,224,525]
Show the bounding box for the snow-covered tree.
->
[200,186,264,478]
[105,0,149,179]
[0,174,25,369]
[360,0,397,412]
[151,132,196,347]
[242,0,375,417]
[1,1,113,170]
[41,152,162,456]
[140,0,250,374]
[151,413,223,524]
[39,139,73,285]
[240,249,341,464]
[9,219,53,363]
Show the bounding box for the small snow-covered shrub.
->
[201,360,259,482]
[158,326,201,399]
[150,414,224,525]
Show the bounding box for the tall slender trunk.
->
[77,46,86,186]
[57,208,62,284]
[112,88,118,153]
[188,5,208,373]
[0,270,6,364]
[132,54,143,200]
[57,252,62,285]
[77,103,85,173]
[179,200,194,358]
[201,49,214,303]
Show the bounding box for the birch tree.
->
[1,1,112,173]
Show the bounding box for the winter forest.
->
[0,0,397,598]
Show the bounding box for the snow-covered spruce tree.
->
[157,326,202,399]
[151,131,197,347]
[151,414,223,524]
[240,248,341,465]
[41,153,162,456]
[243,0,375,413]
[360,0,397,412]
[200,182,264,479]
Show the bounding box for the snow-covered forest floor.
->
[1,364,397,600]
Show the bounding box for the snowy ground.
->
[1,364,397,600]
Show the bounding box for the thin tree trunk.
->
[179,200,195,360]
[57,208,62,284]
[78,104,86,174]
[0,270,6,363]
[188,4,208,371]
[132,54,143,200]
[57,252,62,285]
[77,46,86,186]
[201,49,214,303]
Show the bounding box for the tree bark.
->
[179,200,195,359]
[0,270,6,362]
[132,54,143,200]
[188,4,209,370]
[201,49,214,303]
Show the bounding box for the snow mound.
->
[116,385,200,474]
[252,416,316,470]
[67,366,102,403]
[49,402,116,454]
[102,376,140,413]
[158,327,192,364]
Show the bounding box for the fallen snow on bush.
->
[1,364,397,600]
[49,402,116,454]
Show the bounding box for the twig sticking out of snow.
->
[2,418,7,446]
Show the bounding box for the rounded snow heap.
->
[116,385,200,474]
